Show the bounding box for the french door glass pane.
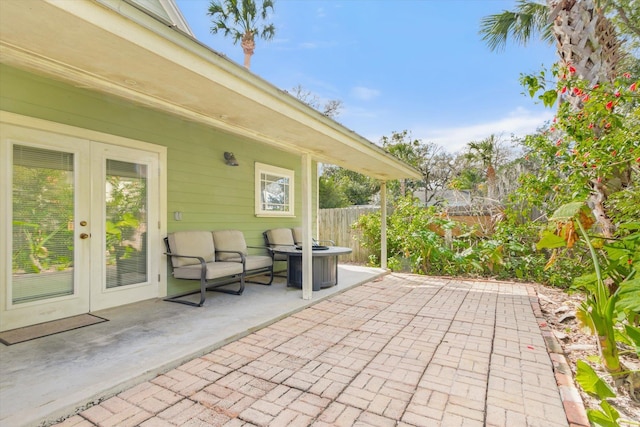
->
[106,159,148,288]
[12,145,75,304]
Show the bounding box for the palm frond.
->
[479,0,553,51]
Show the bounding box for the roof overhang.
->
[0,0,421,181]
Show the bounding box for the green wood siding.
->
[1,65,318,296]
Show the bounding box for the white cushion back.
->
[167,231,215,267]
[212,230,247,261]
[292,227,303,245]
[265,228,295,246]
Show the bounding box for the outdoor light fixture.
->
[224,152,238,166]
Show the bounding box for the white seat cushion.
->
[245,255,273,271]
[173,261,243,280]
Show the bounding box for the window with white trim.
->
[255,162,294,216]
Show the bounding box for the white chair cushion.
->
[292,227,303,245]
[212,230,248,261]
[173,261,243,280]
[266,228,295,246]
[167,231,215,268]
[245,255,273,271]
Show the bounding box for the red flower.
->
[573,87,583,96]
[561,86,568,94]
[555,151,561,157]
[611,150,617,156]
[556,139,562,146]
[593,84,600,90]
[631,82,637,92]
[568,65,576,74]
[582,95,590,102]
[588,123,594,129]
[605,122,611,129]
[582,162,588,168]
[623,72,631,78]
[615,91,621,97]
[606,101,614,110]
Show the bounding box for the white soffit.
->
[0,0,421,181]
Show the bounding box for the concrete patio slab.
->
[2,272,576,427]
[0,265,383,427]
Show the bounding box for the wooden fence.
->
[318,206,379,264]
[319,206,494,264]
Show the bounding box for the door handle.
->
[80,233,90,239]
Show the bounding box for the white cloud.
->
[299,42,318,49]
[351,86,381,101]
[415,107,554,153]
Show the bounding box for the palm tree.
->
[465,135,503,202]
[208,0,276,69]
[480,0,624,237]
[549,0,622,86]
[481,0,621,83]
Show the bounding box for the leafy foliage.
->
[12,166,74,273]
[353,196,582,286]
[320,166,379,207]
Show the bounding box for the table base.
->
[287,255,338,290]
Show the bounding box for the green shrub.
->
[353,195,585,287]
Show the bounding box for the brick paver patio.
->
[52,274,570,427]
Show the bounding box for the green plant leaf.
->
[540,89,558,108]
[105,221,121,238]
[576,305,596,334]
[575,360,616,399]
[618,222,640,231]
[603,246,631,262]
[586,400,620,427]
[573,272,598,289]
[550,201,588,221]
[623,324,640,356]
[615,278,640,313]
[536,230,567,250]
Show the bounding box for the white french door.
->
[1,122,160,331]
[90,142,159,311]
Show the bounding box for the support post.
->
[301,153,313,300]
[380,181,387,270]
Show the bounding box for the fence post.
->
[380,182,387,270]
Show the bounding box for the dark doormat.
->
[0,314,108,346]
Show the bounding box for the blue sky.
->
[175,0,558,153]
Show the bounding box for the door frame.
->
[0,111,167,331]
